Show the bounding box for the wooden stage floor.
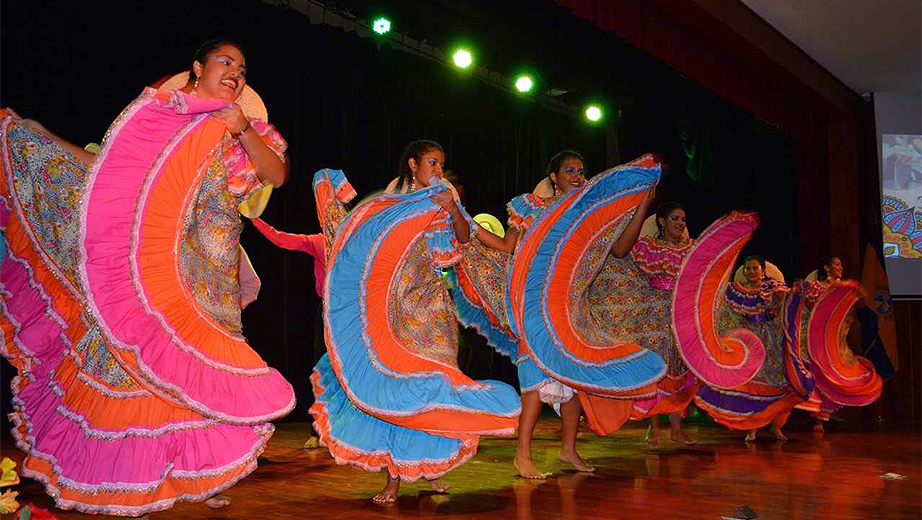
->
[2,418,920,519]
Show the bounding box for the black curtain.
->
[0,0,605,423]
[1,0,797,424]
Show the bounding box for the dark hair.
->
[741,254,766,271]
[546,150,586,189]
[817,255,838,281]
[654,202,685,239]
[395,140,444,192]
[189,39,246,79]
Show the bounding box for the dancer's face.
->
[550,157,586,195]
[409,149,445,189]
[658,209,687,243]
[743,259,763,285]
[192,44,247,102]
[825,257,843,280]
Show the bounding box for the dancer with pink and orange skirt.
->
[0,40,294,516]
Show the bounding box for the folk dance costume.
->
[586,212,769,419]
[0,89,294,515]
[787,280,883,419]
[602,234,702,418]
[452,155,668,435]
[308,169,520,481]
[694,277,804,432]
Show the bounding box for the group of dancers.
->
[0,39,883,517]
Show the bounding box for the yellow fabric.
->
[237,183,273,218]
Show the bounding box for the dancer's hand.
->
[211,103,249,137]
[639,184,657,210]
[430,190,458,214]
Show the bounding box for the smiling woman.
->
[0,38,294,517]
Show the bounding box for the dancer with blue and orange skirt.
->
[308,140,521,504]
[452,152,668,477]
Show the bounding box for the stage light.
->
[372,17,391,35]
[453,49,473,69]
[515,76,533,93]
[585,105,602,122]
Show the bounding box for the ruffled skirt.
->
[308,169,520,480]
[0,104,293,516]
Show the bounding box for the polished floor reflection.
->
[2,418,919,519]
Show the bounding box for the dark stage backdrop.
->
[1,0,796,422]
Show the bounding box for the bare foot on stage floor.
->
[558,449,595,473]
[427,478,449,493]
[670,428,697,445]
[744,429,757,442]
[514,452,551,479]
[771,427,788,441]
[206,495,231,509]
[813,421,825,433]
[373,474,400,504]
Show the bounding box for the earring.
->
[193,77,199,95]
[553,183,560,196]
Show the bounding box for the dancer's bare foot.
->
[303,436,320,449]
[373,474,400,504]
[205,495,230,509]
[427,478,449,493]
[771,427,787,441]
[670,428,697,445]
[514,452,550,479]
[744,429,757,442]
[645,423,660,449]
[558,449,595,473]
[813,421,824,433]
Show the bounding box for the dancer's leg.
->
[557,396,595,472]
[514,391,549,478]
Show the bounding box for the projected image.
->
[881,134,922,259]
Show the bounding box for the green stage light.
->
[372,17,391,35]
[453,49,473,69]
[515,76,533,93]
[585,105,602,122]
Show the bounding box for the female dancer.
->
[309,141,521,503]
[794,256,882,431]
[694,255,802,441]
[455,151,664,477]
[0,40,294,516]
[617,202,700,447]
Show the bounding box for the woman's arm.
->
[251,218,321,256]
[22,119,97,167]
[431,190,471,244]
[473,225,519,254]
[212,104,289,187]
[609,186,656,258]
